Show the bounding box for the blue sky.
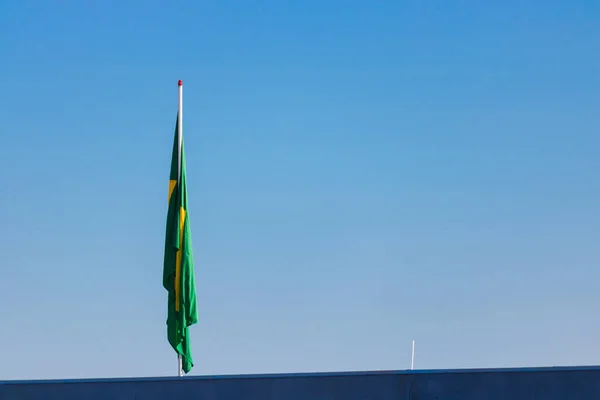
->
[0,0,599,380]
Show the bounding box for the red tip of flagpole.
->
[178,80,183,86]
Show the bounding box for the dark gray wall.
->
[2,366,600,399]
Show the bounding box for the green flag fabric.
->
[163,115,198,374]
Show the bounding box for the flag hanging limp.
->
[163,114,198,374]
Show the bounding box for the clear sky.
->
[0,0,599,381]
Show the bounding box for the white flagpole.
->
[177,80,183,184]
[177,79,184,378]
[411,340,415,370]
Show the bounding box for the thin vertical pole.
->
[177,80,183,181]
[411,340,415,370]
[177,79,184,378]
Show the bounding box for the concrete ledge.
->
[2,365,600,399]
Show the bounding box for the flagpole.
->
[177,80,183,183]
[177,79,183,378]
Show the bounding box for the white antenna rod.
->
[411,340,415,370]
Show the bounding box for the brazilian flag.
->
[163,114,198,374]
